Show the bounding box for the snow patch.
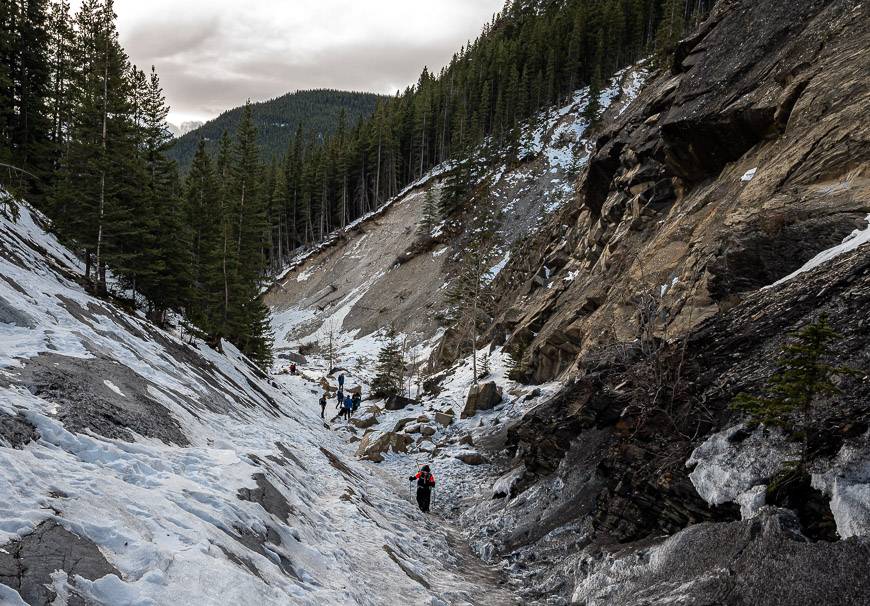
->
[103,380,126,398]
[769,214,870,287]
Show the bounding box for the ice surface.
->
[0,203,508,605]
[686,425,799,506]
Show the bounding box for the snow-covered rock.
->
[736,485,768,519]
[492,465,526,499]
[572,509,870,606]
[434,411,454,427]
[811,433,870,538]
[686,425,800,506]
[355,431,413,461]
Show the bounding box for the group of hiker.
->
[319,373,362,421]
[315,372,438,514]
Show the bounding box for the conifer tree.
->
[417,187,440,237]
[371,325,406,399]
[222,102,273,365]
[655,0,686,57]
[440,161,473,217]
[184,139,220,333]
[448,188,500,382]
[55,0,142,292]
[733,315,856,467]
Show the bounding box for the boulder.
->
[417,415,431,423]
[454,450,487,465]
[393,417,417,432]
[349,413,379,430]
[459,434,474,447]
[355,432,413,461]
[0,521,121,605]
[461,382,503,418]
[385,394,416,411]
[420,426,436,437]
[434,412,454,428]
[404,423,422,434]
[523,388,543,402]
[686,424,799,507]
[347,385,363,395]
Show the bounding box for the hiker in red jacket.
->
[409,465,436,512]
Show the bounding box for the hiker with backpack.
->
[319,392,328,419]
[343,394,354,420]
[351,392,361,413]
[338,373,345,389]
[409,465,436,513]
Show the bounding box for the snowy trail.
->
[0,202,526,605]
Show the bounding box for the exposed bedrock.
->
[489,0,869,386]
[0,521,120,606]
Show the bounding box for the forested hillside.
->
[0,0,713,370]
[0,0,273,366]
[167,89,383,174]
[242,0,715,269]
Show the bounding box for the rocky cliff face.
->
[492,0,869,384]
[453,0,870,603]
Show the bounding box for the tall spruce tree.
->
[371,325,405,399]
[417,187,440,237]
[224,103,273,366]
[184,139,220,333]
[448,186,500,382]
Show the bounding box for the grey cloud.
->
[115,0,505,120]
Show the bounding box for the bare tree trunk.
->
[419,112,426,179]
[471,256,480,384]
[222,220,230,327]
[94,28,109,294]
[374,134,382,206]
[237,183,246,256]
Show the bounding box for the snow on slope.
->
[265,65,650,354]
[0,203,514,605]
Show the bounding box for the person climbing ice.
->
[409,465,436,513]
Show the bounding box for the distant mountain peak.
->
[167,121,205,140]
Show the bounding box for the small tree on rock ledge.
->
[732,314,855,468]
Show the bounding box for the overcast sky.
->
[69,0,505,125]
